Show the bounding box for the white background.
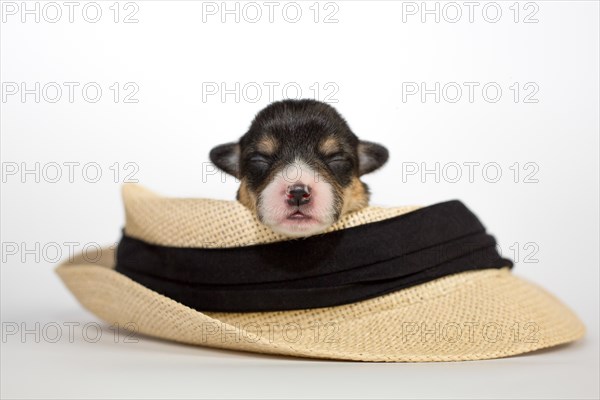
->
[1,1,599,398]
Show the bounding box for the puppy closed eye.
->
[327,154,353,175]
[247,154,272,173]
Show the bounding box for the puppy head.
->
[210,99,388,238]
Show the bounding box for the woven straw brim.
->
[56,248,585,362]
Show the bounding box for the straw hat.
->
[56,184,585,362]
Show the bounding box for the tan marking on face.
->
[319,137,340,155]
[341,177,370,215]
[237,162,369,232]
[237,180,258,214]
[256,135,279,155]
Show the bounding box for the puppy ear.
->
[357,141,389,175]
[209,142,240,178]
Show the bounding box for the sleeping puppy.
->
[209,99,389,238]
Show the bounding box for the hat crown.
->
[122,183,420,248]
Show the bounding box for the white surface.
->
[1,1,599,399]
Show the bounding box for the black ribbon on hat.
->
[115,200,512,312]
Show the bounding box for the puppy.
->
[209,99,389,238]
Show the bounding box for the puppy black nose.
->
[286,185,311,206]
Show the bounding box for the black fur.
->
[210,99,388,196]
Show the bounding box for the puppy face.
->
[210,99,388,237]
